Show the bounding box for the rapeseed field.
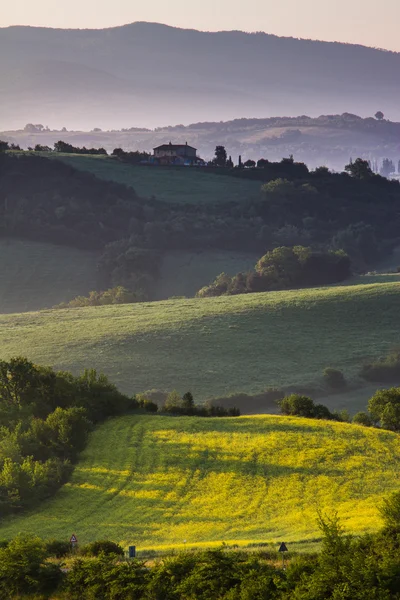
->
[1,414,399,550]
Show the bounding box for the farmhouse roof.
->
[154,142,197,151]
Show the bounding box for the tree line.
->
[197,246,351,297]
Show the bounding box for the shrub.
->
[368,387,400,430]
[279,394,316,418]
[80,540,124,557]
[360,349,400,382]
[352,411,373,427]
[46,539,71,558]
[142,399,159,412]
[55,286,141,309]
[313,403,333,420]
[380,491,400,532]
[278,395,339,421]
[323,368,346,389]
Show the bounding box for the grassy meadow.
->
[0,279,399,410]
[1,413,399,550]
[46,153,262,204]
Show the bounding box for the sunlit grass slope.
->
[0,280,399,406]
[1,414,399,549]
[47,154,261,204]
[0,239,98,313]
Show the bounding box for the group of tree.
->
[55,286,142,309]
[278,394,350,423]
[346,156,400,180]
[197,246,351,298]
[360,348,400,383]
[53,140,107,155]
[159,390,240,416]
[0,357,134,515]
[0,140,21,151]
[111,147,151,164]
[278,383,400,432]
[5,500,400,598]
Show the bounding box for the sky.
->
[1,0,399,52]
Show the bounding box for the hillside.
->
[46,154,262,204]
[0,239,98,313]
[0,279,399,410]
[1,413,399,549]
[2,23,400,133]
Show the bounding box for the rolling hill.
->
[45,154,262,205]
[1,413,398,550]
[5,112,400,171]
[0,278,399,410]
[2,22,400,131]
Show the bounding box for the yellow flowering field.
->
[1,414,399,551]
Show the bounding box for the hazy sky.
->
[2,0,400,52]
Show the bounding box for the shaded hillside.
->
[0,280,399,408]
[2,23,400,130]
[0,239,98,313]
[3,151,400,308]
[1,413,398,548]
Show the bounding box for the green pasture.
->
[46,153,262,204]
[1,414,398,550]
[0,279,399,408]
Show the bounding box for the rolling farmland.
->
[1,414,398,550]
[0,278,399,410]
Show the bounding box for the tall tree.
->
[214,146,227,167]
[344,158,374,179]
[380,158,395,178]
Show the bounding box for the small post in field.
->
[278,541,288,569]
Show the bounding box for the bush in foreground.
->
[7,499,400,599]
[80,540,124,557]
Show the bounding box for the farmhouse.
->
[153,142,200,165]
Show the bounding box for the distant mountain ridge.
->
[2,22,400,129]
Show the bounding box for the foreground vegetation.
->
[0,357,136,516]
[1,412,400,548]
[5,504,400,599]
[0,279,399,407]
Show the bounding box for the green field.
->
[46,154,262,204]
[0,279,399,409]
[1,414,399,550]
[0,239,98,313]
